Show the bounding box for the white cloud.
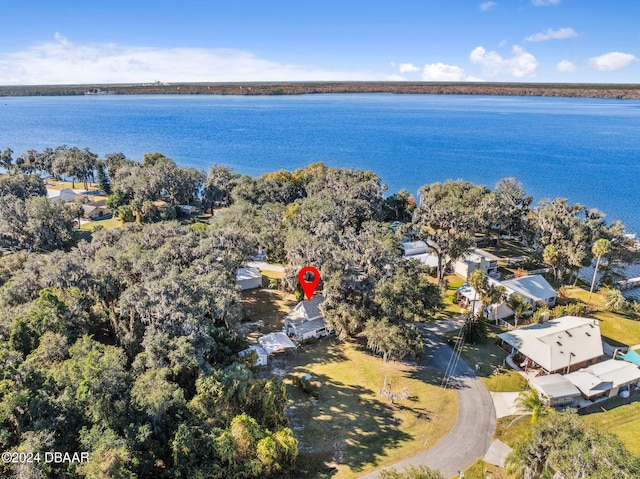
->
[589,52,638,72]
[479,2,497,12]
[399,63,420,73]
[422,63,465,81]
[0,34,379,84]
[532,0,560,5]
[525,27,577,42]
[470,45,538,78]
[465,76,485,82]
[556,60,576,72]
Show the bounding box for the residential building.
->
[498,316,604,374]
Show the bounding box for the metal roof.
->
[258,332,296,355]
[529,374,581,399]
[498,316,603,373]
[501,275,557,302]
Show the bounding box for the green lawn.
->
[442,328,527,393]
[279,340,458,479]
[434,275,467,319]
[580,392,640,456]
[562,287,640,347]
[592,310,640,347]
[494,415,534,448]
[461,459,510,479]
[79,216,123,231]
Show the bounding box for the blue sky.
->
[1,0,639,84]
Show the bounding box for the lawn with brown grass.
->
[277,339,458,479]
[241,287,298,334]
[462,459,511,479]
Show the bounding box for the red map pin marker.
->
[298,266,321,300]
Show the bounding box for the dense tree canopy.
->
[2,147,639,477]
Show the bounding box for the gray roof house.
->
[284,296,330,343]
[501,275,557,308]
[498,316,604,374]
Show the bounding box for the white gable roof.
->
[501,275,557,302]
[498,316,603,373]
[565,370,611,397]
[586,359,640,388]
[289,296,325,321]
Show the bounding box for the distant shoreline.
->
[2,81,640,99]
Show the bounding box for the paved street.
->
[360,327,496,478]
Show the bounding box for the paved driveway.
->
[360,329,496,478]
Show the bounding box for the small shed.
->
[529,374,581,407]
[401,240,428,256]
[236,267,262,290]
[238,345,268,366]
[179,205,200,216]
[258,332,296,356]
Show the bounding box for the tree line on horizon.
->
[1,145,640,477]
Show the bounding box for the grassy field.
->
[442,328,527,393]
[462,459,511,479]
[434,275,467,319]
[592,310,640,347]
[494,415,533,448]
[277,339,458,479]
[79,216,123,231]
[241,287,297,336]
[563,287,640,347]
[580,392,640,456]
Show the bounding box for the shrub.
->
[293,374,320,398]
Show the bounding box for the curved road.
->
[360,327,496,479]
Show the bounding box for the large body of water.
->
[1,93,639,236]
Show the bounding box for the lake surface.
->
[1,93,639,236]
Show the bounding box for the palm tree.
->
[516,389,544,424]
[480,283,507,325]
[468,270,488,318]
[506,293,531,327]
[588,238,611,304]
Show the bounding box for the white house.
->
[566,359,640,400]
[284,296,330,343]
[458,274,557,321]
[498,316,604,374]
[501,275,557,308]
[238,345,269,366]
[401,240,441,270]
[236,267,262,290]
[453,248,500,280]
[82,204,112,220]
